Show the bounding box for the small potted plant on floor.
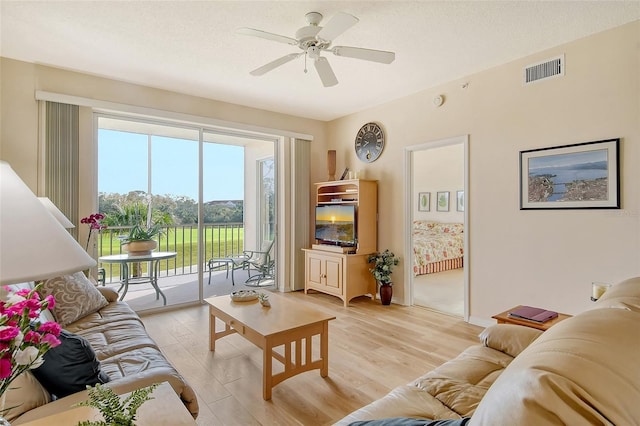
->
[368,249,400,305]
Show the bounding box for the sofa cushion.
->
[37,272,109,326]
[349,418,470,426]
[470,307,640,425]
[2,371,51,422]
[334,344,514,425]
[64,301,143,334]
[99,346,199,417]
[479,324,543,358]
[592,276,640,312]
[31,329,110,399]
[73,319,159,360]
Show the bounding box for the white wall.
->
[413,144,464,223]
[326,21,640,323]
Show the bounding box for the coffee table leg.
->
[320,320,329,377]
[209,311,216,351]
[263,340,273,400]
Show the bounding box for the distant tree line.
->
[98,191,243,226]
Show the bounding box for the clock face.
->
[355,122,385,163]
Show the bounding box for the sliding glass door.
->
[96,115,276,311]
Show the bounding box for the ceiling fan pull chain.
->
[304,52,308,73]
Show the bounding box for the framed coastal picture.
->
[456,191,464,212]
[436,191,449,212]
[418,192,430,212]
[520,138,620,209]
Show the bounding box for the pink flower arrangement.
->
[0,284,61,397]
[80,213,107,251]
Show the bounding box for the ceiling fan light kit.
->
[238,11,396,87]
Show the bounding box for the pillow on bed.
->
[413,221,436,231]
[431,223,464,234]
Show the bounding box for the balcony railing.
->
[98,223,244,284]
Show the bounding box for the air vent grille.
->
[524,55,564,84]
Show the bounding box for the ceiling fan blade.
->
[250,53,302,76]
[237,27,298,46]
[316,12,358,43]
[314,57,338,87]
[331,46,395,64]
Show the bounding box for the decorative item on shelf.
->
[367,249,400,306]
[339,167,350,180]
[591,282,611,301]
[258,292,271,307]
[328,150,337,181]
[0,284,62,425]
[74,382,159,426]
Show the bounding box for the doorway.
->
[405,135,469,319]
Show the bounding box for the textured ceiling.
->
[2,1,639,121]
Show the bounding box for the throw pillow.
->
[37,271,109,326]
[31,329,110,399]
[2,371,51,422]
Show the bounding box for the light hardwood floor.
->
[140,290,483,426]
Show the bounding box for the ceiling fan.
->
[237,11,395,87]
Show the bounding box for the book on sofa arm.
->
[508,305,559,323]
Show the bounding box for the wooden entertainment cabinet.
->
[303,179,377,307]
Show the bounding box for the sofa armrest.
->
[479,324,543,358]
[97,287,120,302]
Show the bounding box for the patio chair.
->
[243,239,275,287]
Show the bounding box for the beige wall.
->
[327,21,640,324]
[413,144,464,223]
[2,21,638,324]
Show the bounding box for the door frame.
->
[403,134,469,321]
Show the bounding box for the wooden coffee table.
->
[492,305,572,331]
[206,292,336,400]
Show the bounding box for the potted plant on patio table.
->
[120,223,164,256]
[368,249,400,305]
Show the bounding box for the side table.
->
[492,305,572,331]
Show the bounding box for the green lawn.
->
[99,225,244,280]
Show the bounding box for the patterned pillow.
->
[37,272,109,326]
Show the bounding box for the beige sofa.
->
[336,276,640,425]
[6,275,198,424]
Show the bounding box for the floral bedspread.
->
[413,221,464,276]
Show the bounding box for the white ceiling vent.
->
[524,54,564,85]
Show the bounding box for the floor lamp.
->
[0,161,95,285]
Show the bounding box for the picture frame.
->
[456,190,464,212]
[520,138,620,209]
[436,191,450,212]
[339,167,350,180]
[418,192,430,212]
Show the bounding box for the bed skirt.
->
[414,257,463,276]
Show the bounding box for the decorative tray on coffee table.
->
[230,290,259,302]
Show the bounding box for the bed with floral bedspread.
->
[413,221,464,276]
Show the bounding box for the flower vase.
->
[379,282,392,305]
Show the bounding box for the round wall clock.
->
[355,122,385,163]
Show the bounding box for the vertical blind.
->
[44,101,79,237]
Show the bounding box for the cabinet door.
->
[307,255,324,286]
[324,257,343,294]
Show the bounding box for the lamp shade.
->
[0,161,96,285]
[38,197,75,229]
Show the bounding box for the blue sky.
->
[98,129,244,201]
